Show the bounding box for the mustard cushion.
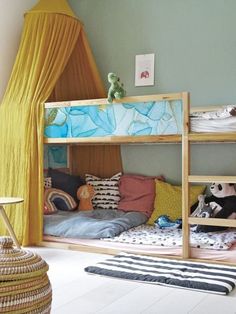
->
[147,180,206,224]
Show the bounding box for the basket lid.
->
[0,237,49,281]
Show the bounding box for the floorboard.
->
[27,247,236,314]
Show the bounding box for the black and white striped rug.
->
[84,252,236,295]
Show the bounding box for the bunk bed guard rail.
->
[44,93,186,144]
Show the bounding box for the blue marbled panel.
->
[44,100,182,138]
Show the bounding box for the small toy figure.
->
[77,184,94,211]
[154,215,182,229]
[107,72,126,103]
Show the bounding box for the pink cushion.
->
[117,174,164,217]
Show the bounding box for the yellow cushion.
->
[147,180,206,225]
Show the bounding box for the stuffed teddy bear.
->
[107,72,126,103]
[191,183,236,232]
[77,184,94,211]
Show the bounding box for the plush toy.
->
[107,72,126,103]
[191,183,236,232]
[155,215,182,230]
[77,184,94,211]
[191,194,214,218]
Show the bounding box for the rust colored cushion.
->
[117,174,164,217]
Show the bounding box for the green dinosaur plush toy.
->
[107,72,126,103]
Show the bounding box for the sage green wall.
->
[69,0,236,183]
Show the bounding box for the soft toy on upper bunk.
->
[107,72,126,103]
[191,183,236,232]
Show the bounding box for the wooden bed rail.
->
[44,135,182,144]
[44,93,184,108]
[189,176,236,183]
[188,217,236,228]
[182,92,190,259]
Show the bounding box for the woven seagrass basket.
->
[0,236,52,313]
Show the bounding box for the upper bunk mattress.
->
[190,105,236,133]
[44,99,182,139]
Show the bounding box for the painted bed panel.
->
[44,100,182,139]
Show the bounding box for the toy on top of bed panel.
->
[154,215,182,230]
[107,72,126,103]
[190,183,236,232]
[77,184,94,211]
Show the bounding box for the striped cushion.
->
[44,188,77,214]
[85,173,122,209]
[85,252,236,295]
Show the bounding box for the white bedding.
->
[190,105,236,133]
[190,105,236,132]
[103,225,236,250]
[191,116,236,133]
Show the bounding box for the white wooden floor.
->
[29,247,236,314]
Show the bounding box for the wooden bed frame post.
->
[182,92,190,259]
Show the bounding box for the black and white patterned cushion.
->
[85,173,122,210]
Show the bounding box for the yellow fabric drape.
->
[0,1,122,246]
[0,11,82,245]
[28,0,76,17]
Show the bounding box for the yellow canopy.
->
[0,0,107,245]
[27,0,76,18]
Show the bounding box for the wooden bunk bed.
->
[42,92,236,265]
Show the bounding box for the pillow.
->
[147,180,206,224]
[44,188,77,215]
[85,172,122,209]
[48,168,85,201]
[77,184,95,211]
[44,177,52,189]
[117,174,165,217]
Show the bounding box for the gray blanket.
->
[44,209,147,239]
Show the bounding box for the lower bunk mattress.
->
[44,209,147,239]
